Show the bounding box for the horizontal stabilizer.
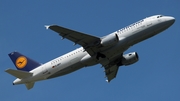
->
[5,69,32,79]
[25,82,34,90]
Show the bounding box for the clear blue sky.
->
[1,0,179,101]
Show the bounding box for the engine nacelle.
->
[101,33,119,46]
[121,52,139,66]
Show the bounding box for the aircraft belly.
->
[47,62,85,79]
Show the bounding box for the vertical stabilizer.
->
[25,82,35,90]
[8,52,41,72]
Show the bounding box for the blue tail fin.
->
[8,52,41,72]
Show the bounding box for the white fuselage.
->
[13,15,175,84]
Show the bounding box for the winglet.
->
[45,25,50,29]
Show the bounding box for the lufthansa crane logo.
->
[16,56,27,69]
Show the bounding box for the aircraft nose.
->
[166,16,175,25]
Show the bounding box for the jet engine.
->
[121,52,139,66]
[101,33,119,46]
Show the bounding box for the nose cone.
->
[166,16,175,25]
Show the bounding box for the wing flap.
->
[5,69,32,79]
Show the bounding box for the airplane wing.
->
[47,25,100,47]
[47,25,101,56]
[99,54,123,82]
[104,65,120,82]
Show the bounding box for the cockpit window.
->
[157,15,163,18]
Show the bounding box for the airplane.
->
[5,15,175,90]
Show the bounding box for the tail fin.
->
[8,52,41,72]
[25,82,34,90]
